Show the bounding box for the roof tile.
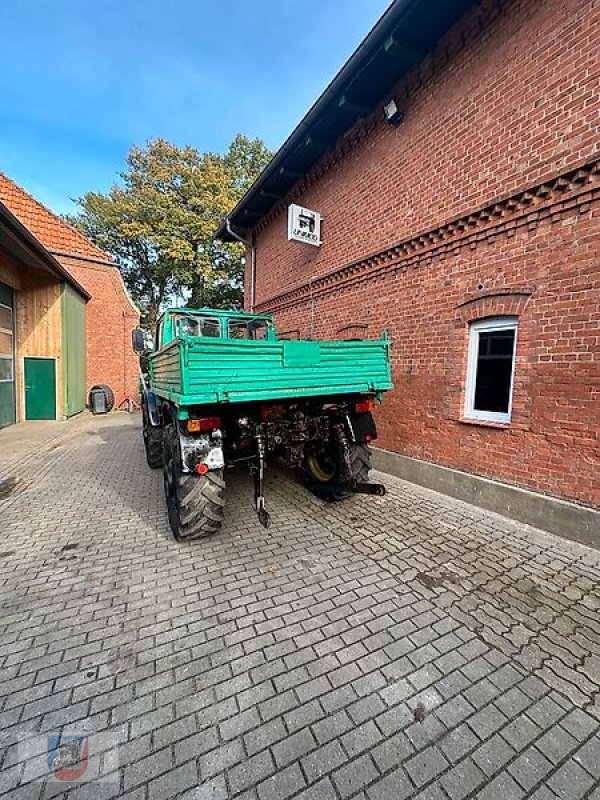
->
[0,173,113,263]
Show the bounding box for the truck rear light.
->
[186,416,221,433]
[354,400,376,413]
[196,463,209,475]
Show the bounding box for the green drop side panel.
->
[61,285,86,417]
[24,358,56,420]
[150,337,393,407]
[0,282,15,428]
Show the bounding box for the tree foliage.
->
[66,135,272,326]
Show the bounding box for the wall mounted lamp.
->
[383,98,404,126]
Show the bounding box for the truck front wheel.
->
[162,425,225,541]
[142,406,164,469]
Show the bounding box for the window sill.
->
[458,417,511,430]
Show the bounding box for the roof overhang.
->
[216,0,477,241]
[0,201,91,300]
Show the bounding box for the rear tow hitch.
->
[352,482,386,496]
[251,426,271,528]
[307,481,386,497]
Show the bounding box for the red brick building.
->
[218,0,599,535]
[0,174,140,411]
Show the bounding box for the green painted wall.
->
[61,284,86,417]
[0,282,15,428]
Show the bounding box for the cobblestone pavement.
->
[0,413,599,800]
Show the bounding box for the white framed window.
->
[464,317,518,424]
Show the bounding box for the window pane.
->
[0,306,12,331]
[229,320,248,339]
[198,318,221,337]
[474,329,515,413]
[176,316,220,338]
[0,330,12,355]
[229,319,270,340]
[0,357,13,382]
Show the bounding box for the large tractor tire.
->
[162,424,225,541]
[304,441,371,500]
[142,406,164,469]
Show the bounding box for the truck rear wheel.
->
[163,425,225,541]
[304,442,371,500]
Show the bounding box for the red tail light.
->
[186,416,221,433]
[354,400,376,413]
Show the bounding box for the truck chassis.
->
[143,393,384,538]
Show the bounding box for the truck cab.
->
[156,308,276,349]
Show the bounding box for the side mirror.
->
[132,328,146,355]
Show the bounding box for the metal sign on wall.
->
[287,204,322,246]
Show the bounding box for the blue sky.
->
[0,1,390,215]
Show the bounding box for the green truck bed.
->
[149,335,393,408]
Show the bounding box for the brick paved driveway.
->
[0,413,599,800]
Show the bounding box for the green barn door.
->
[24,358,56,420]
[0,282,15,428]
[61,285,86,417]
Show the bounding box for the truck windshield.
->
[228,319,270,340]
[175,315,221,338]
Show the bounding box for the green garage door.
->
[24,357,56,420]
[61,284,86,417]
[0,282,15,428]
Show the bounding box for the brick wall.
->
[58,256,140,404]
[248,0,600,508]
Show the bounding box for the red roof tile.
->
[0,173,113,263]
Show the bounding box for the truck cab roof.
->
[159,307,274,324]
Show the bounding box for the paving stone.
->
[573,735,600,778]
[365,766,413,800]
[440,759,486,800]
[257,763,306,799]
[405,746,450,787]
[467,703,508,740]
[272,728,316,767]
[476,772,525,800]
[124,747,172,791]
[148,760,197,800]
[439,723,480,765]
[332,754,379,798]
[526,695,565,728]
[228,749,275,794]
[294,778,337,800]
[501,715,543,751]
[436,695,476,728]
[536,725,578,765]
[559,708,598,740]
[340,720,383,757]
[174,727,220,764]
[471,733,515,776]
[507,746,554,792]
[546,758,596,799]
[179,776,228,799]
[199,739,245,780]
[302,740,348,783]
[244,718,287,756]
[284,699,325,732]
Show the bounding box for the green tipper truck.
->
[133,308,393,540]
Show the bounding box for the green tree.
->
[66,135,272,326]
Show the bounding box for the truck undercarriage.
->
[145,393,385,538]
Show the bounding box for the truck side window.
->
[176,316,221,338]
[229,319,270,340]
